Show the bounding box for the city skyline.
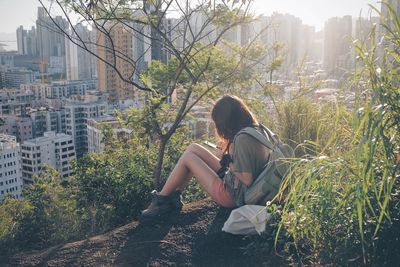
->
[0,0,380,51]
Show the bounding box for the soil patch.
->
[3,199,286,267]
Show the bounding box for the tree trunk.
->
[153,136,168,191]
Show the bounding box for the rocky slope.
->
[3,199,285,267]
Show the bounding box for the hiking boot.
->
[139,190,183,224]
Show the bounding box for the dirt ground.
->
[2,199,286,267]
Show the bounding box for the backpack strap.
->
[236,125,275,151]
[259,124,281,144]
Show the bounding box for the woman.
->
[140,95,271,222]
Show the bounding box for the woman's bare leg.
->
[160,143,221,196]
[186,143,221,172]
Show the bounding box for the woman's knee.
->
[181,148,195,164]
[186,143,203,153]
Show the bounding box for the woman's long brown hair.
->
[211,95,258,152]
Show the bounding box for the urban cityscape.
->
[0,1,393,200]
[0,0,399,265]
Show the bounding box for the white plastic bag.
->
[222,205,271,235]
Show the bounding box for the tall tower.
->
[36,7,51,60]
[16,26,26,55]
[145,1,170,64]
[65,23,97,80]
[97,22,136,103]
[24,26,38,55]
[36,7,68,74]
[323,16,353,77]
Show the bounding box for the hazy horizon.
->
[0,0,380,51]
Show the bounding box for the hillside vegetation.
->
[1,2,399,266]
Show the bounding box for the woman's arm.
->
[230,133,269,187]
[229,139,254,187]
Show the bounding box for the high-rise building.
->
[298,24,318,62]
[24,26,38,56]
[97,22,136,103]
[268,13,303,73]
[65,24,97,80]
[132,12,152,82]
[36,7,68,75]
[16,26,26,55]
[97,6,173,103]
[21,132,75,182]
[221,24,242,45]
[65,93,108,157]
[145,2,172,63]
[323,16,353,77]
[353,16,380,68]
[16,26,38,56]
[0,134,23,200]
[186,8,217,46]
[251,13,317,79]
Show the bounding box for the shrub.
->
[0,167,79,252]
[72,127,193,234]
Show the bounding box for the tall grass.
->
[274,2,400,265]
[276,97,352,157]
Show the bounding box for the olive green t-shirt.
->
[231,133,270,180]
[224,131,271,206]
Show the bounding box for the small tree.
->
[39,0,269,189]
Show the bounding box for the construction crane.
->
[32,60,49,83]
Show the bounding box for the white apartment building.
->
[20,80,97,100]
[0,116,33,143]
[21,132,76,182]
[20,83,47,100]
[30,108,66,137]
[65,94,108,157]
[87,116,132,153]
[0,134,23,200]
[0,102,31,116]
[0,88,35,103]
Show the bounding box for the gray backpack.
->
[239,125,294,205]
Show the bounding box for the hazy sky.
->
[252,0,379,28]
[0,0,380,50]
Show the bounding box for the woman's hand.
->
[203,141,224,158]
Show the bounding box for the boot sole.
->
[139,209,181,226]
